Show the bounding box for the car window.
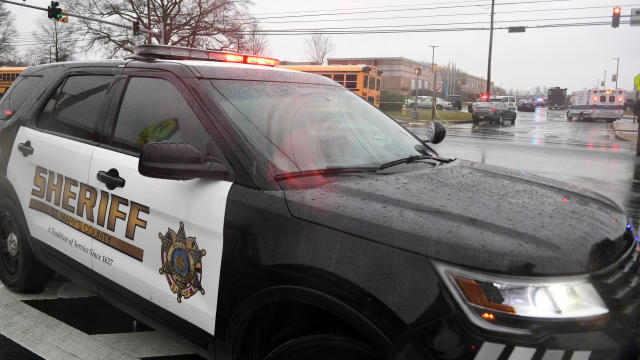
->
[112,77,214,155]
[0,76,41,121]
[345,74,357,89]
[37,75,113,142]
[208,80,429,173]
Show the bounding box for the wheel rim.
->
[0,210,21,276]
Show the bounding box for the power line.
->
[254,15,614,33]
[254,3,640,25]
[250,0,483,17]
[237,20,630,35]
[248,0,575,20]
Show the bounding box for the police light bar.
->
[134,45,280,67]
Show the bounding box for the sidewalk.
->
[611,120,638,142]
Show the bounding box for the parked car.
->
[517,99,536,112]
[406,96,450,110]
[446,95,462,110]
[472,101,516,126]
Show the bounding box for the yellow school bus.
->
[0,67,26,98]
[279,64,382,108]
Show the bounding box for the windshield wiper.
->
[378,154,453,170]
[274,166,379,181]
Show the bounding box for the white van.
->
[491,96,517,112]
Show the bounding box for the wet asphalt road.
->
[405,107,640,229]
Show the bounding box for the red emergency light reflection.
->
[562,198,569,202]
[3,110,12,116]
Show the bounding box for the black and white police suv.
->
[0,45,638,360]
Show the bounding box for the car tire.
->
[436,105,443,110]
[0,198,53,293]
[498,115,503,126]
[567,112,573,121]
[263,335,380,360]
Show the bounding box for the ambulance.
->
[567,89,624,122]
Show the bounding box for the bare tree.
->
[25,16,81,64]
[68,0,255,58]
[0,3,16,65]
[305,33,334,65]
[242,24,269,56]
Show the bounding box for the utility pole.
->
[430,45,439,120]
[612,57,619,90]
[147,0,152,45]
[485,0,495,99]
[603,69,607,89]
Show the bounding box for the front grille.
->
[591,234,640,311]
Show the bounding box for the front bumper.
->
[414,307,640,360]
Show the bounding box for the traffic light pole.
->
[0,0,160,40]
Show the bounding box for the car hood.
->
[280,160,631,276]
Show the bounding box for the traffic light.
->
[612,6,621,28]
[47,1,62,21]
[414,68,422,76]
[132,21,141,36]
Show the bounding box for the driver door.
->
[87,72,232,335]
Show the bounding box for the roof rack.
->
[133,45,279,67]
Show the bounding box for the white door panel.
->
[88,147,231,335]
[7,126,95,269]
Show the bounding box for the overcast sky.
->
[7,0,640,93]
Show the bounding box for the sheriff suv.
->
[0,45,638,360]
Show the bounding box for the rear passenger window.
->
[609,96,615,103]
[112,77,213,155]
[600,96,606,103]
[369,77,376,90]
[333,74,344,85]
[376,78,381,91]
[345,74,357,89]
[37,75,113,141]
[0,76,42,121]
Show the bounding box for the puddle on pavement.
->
[0,333,43,360]
[23,296,153,335]
[141,354,208,360]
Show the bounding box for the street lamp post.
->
[612,57,619,90]
[430,45,439,120]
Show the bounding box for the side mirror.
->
[424,121,446,144]
[139,142,229,181]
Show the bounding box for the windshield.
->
[207,80,431,174]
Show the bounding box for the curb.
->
[611,122,638,142]
[394,117,474,125]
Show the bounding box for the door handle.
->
[17,141,34,157]
[97,168,126,190]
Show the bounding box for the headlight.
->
[433,261,609,335]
